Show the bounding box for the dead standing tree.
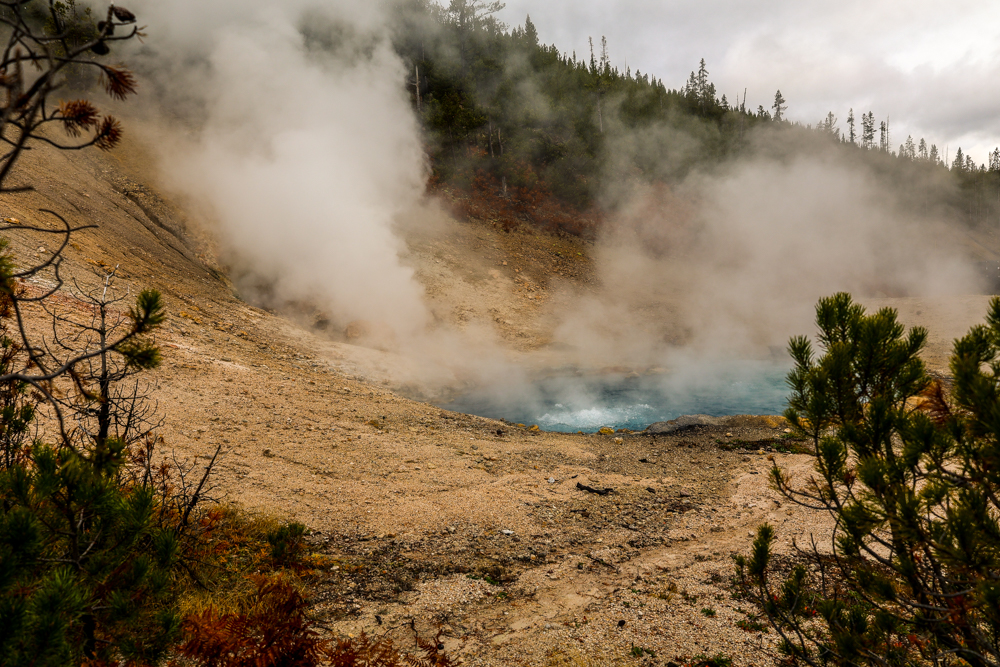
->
[45,270,163,445]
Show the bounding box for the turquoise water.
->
[442,361,791,433]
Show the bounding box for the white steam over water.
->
[125,2,986,429]
[444,363,792,432]
[538,406,654,432]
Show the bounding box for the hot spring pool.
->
[441,361,791,433]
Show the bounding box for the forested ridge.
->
[389,0,1000,237]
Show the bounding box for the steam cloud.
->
[127,2,983,412]
[135,0,429,336]
[559,142,979,366]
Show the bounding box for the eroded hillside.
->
[2,137,994,665]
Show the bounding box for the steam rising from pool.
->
[125,2,986,430]
[442,361,790,432]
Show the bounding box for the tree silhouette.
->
[0,1,142,193]
[953,146,966,171]
[772,89,787,121]
[861,111,875,150]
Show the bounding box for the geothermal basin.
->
[442,360,791,433]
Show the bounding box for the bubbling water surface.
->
[442,361,791,433]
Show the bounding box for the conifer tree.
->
[448,0,506,31]
[0,3,219,664]
[953,146,965,171]
[847,108,856,144]
[861,111,875,149]
[695,58,714,111]
[821,111,838,137]
[523,13,538,46]
[772,89,787,121]
[737,293,1000,666]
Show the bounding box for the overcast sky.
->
[497,0,1000,164]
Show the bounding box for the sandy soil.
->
[1,137,992,665]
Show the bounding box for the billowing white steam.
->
[553,147,979,365]
[126,2,983,403]
[139,0,429,335]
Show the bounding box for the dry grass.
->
[730,415,788,429]
[177,504,319,617]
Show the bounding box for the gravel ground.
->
[2,137,986,666]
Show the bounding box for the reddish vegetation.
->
[431,169,604,238]
[177,575,456,667]
[178,576,327,667]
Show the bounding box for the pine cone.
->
[111,6,136,22]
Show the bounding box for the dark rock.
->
[645,414,726,434]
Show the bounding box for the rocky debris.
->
[576,482,613,496]
[645,414,726,434]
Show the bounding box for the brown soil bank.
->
[1,138,991,665]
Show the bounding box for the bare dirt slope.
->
[1,138,991,665]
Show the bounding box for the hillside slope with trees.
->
[388,0,1000,238]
